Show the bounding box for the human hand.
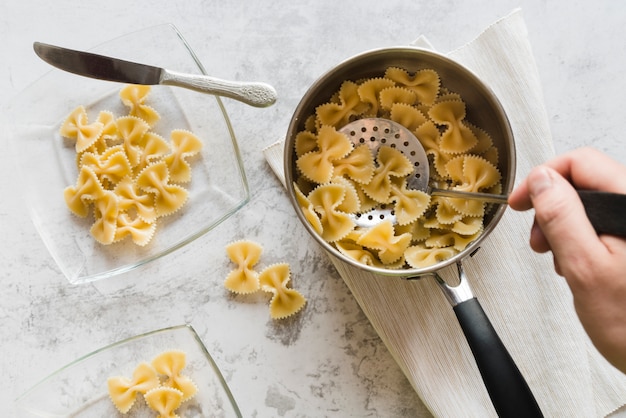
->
[508,147,626,373]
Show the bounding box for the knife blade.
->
[33,42,277,108]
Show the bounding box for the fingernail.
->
[528,167,553,198]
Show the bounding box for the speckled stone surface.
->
[1,1,625,416]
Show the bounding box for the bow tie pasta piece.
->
[384,67,440,105]
[63,166,106,217]
[405,245,458,269]
[361,145,413,203]
[460,155,501,192]
[90,191,120,245]
[389,179,431,225]
[97,110,118,141]
[136,132,171,171]
[390,103,427,132]
[135,161,188,217]
[335,239,387,268]
[379,86,418,111]
[294,183,323,235]
[116,115,151,167]
[428,100,478,154]
[316,81,368,128]
[107,362,160,413]
[114,213,157,246]
[59,105,105,153]
[119,84,161,127]
[332,144,375,185]
[144,387,184,418]
[114,176,158,223]
[259,263,307,319]
[308,183,356,242]
[434,197,465,225]
[80,150,132,186]
[356,77,396,117]
[294,130,319,158]
[356,220,412,265]
[296,125,354,184]
[224,240,263,294]
[330,176,361,213]
[163,129,203,183]
[151,350,198,402]
[395,218,431,243]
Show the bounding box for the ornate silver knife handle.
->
[161,70,277,108]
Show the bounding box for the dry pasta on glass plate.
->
[3,24,250,284]
[14,325,242,418]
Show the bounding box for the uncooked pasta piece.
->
[107,362,160,414]
[144,387,184,418]
[335,240,384,268]
[114,176,158,223]
[434,197,465,225]
[379,86,417,110]
[63,166,106,217]
[425,230,482,252]
[163,129,203,183]
[332,144,375,184]
[388,179,431,225]
[296,125,353,184]
[294,183,323,235]
[80,150,132,185]
[119,84,161,127]
[135,161,188,217]
[224,239,263,294]
[405,245,458,268]
[330,176,361,213]
[90,191,119,245]
[294,130,318,157]
[316,81,367,128]
[356,77,395,116]
[361,146,413,203]
[460,155,501,192]
[428,100,478,154]
[116,115,151,167]
[395,219,431,243]
[60,105,105,153]
[258,263,307,319]
[384,67,440,105]
[356,220,412,265]
[114,213,156,246]
[308,183,355,242]
[151,350,198,402]
[390,103,427,132]
[137,132,171,170]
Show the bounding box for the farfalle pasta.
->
[292,66,503,269]
[60,85,203,247]
[107,349,198,417]
[224,240,307,319]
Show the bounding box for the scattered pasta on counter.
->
[292,66,502,269]
[107,350,197,416]
[224,240,306,319]
[60,85,203,246]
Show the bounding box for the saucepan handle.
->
[434,263,543,417]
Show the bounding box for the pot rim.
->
[284,46,515,278]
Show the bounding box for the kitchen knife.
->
[33,41,277,108]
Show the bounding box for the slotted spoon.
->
[340,117,626,237]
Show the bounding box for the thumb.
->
[527,166,600,271]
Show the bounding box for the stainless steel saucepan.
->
[284,47,543,417]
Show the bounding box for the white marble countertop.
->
[2,1,625,416]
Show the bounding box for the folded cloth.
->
[264,9,626,417]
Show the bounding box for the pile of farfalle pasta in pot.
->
[107,350,197,416]
[60,85,202,246]
[292,67,502,269]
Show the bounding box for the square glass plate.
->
[3,24,249,284]
[14,324,242,417]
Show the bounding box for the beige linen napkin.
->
[264,9,626,417]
